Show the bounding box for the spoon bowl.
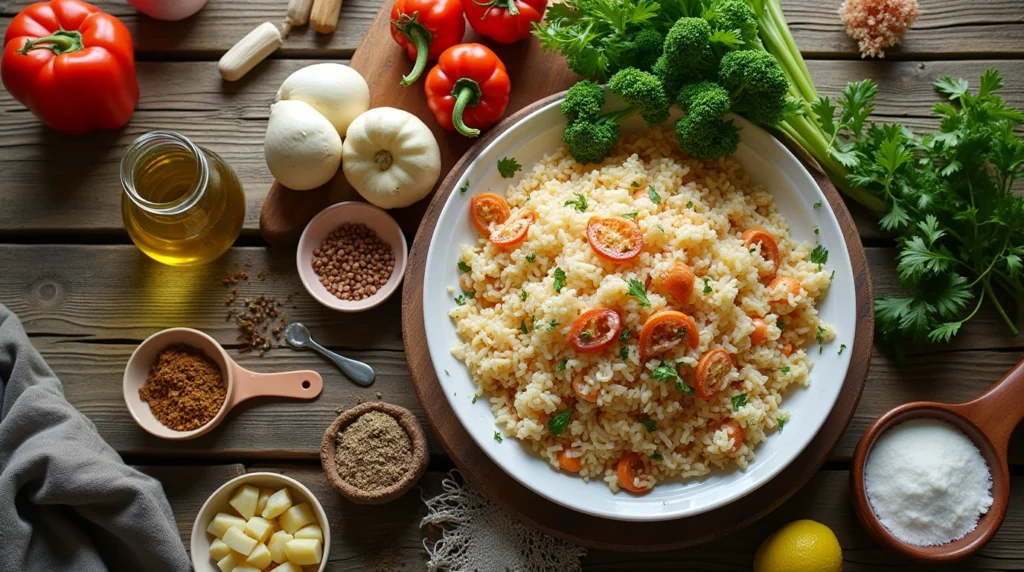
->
[284,322,312,347]
[124,327,324,439]
[851,359,1024,562]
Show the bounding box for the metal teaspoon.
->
[283,322,375,386]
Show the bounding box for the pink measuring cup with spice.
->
[123,327,323,440]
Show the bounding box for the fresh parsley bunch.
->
[811,70,1024,347]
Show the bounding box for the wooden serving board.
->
[259,3,578,245]
[401,93,874,551]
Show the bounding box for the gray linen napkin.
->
[0,304,191,572]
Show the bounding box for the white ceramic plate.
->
[422,100,855,521]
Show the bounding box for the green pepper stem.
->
[17,29,84,56]
[451,78,483,138]
[395,14,433,87]
[473,0,519,17]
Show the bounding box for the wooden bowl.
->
[319,402,429,504]
[851,358,1024,561]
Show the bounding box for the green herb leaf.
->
[838,343,847,355]
[813,200,823,208]
[631,181,639,188]
[548,320,559,331]
[778,320,786,331]
[497,156,522,178]
[731,394,747,411]
[686,201,694,208]
[619,328,631,342]
[627,278,651,307]
[520,290,529,301]
[648,185,661,204]
[556,358,567,371]
[553,267,567,293]
[811,245,828,270]
[620,346,630,361]
[816,325,826,352]
[526,253,536,263]
[458,261,471,272]
[472,395,478,403]
[640,417,657,432]
[651,362,680,385]
[549,407,573,436]
[493,431,503,443]
[521,320,530,334]
[702,277,712,294]
[777,418,787,432]
[651,452,663,461]
[564,193,588,212]
[780,366,790,374]
[622,212,638,219]
[459,179,470,193]
[580,330,592,341]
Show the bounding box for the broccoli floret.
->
[563,118,622,164]
[662,18,711,72]
[628,28,664,72]
[561,80,605,123]
[678,81,731,122]
[607,68,671,127]
[710,0,760,48]
[674,114,740,159]
[652,55,686,103]
[717,50,789,126]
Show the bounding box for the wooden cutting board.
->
[259,4,578,246]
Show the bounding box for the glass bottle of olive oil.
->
[120,131,246,266]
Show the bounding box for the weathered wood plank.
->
[140,464,245,543]
[2,59,1020,237]
[157,466,1024,569]
[3,0,1021,58]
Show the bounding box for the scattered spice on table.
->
[334,411,413,491]
[138,345,226,431]
[221,269,294,356]
[312,223,395,301]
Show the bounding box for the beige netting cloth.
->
[421,473,586,571]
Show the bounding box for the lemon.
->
[753,520,842,572]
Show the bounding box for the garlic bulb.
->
[264,100,342,191]
[276,64,370,138]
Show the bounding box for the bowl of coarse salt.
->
[851,358,1024,562]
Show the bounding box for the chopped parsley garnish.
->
[619,328,631,342]
[580,330,592,341]
[648,185,661,204]
[731,394,747,411]
[813,200,823,208]
[553,267,567,293]
[564,193,588,212]
[521,320,530,334]
[472,395,478,403]
[556,358,567,372]
[816,325,826,353]
[652,361,695,394]
[778,320,786,331]
[458,260,471,272]
[526,253,536,263]
[686,201,693,208]
[651,452,664,461]
[810,244,829,270]
[454,291,474,306]
[630,181,639,188]
[622,212,638,220]
[640,418,657,432]
[656,224,665,233]
[493,432,503,443]
[620,346,630,361]
[702,277,712,294]
[780,366,790,374]
[778,418,787,432]
[459,179,470,193]
[839,343,847,355]
[813,225,820,235]
[829,270,835,282]
[549,407,573,436]
[548,320,558,331]
[497,156,522,178]
[520,290,528,301]
[627,278,651,307]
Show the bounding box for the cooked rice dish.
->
[450,127,834,493]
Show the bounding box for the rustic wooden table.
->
[2,0,1024,569]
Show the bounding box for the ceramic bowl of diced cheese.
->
[191,472,330,572]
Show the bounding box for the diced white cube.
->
[292,524,323,542]
[278,503,316,534]
[245,542,272,569]
[209,538,232,560]
[272,563,302,572]
[222,526,258,556]
[267,530,293,564]
[229,485,261,520]
[256,488,274,515]
[284,538,322,566]
[216,551,244,572]
[229,566,260,572]
[262,488,293,519]
[208,513,247,538]
[244,517,274,543]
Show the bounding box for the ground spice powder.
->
[335,411,413,491]
[139,345,226,431]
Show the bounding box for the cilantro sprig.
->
[497,156,522,178]
[627,278,651,307]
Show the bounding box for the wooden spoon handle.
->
[229,363,324,406]
[957,357,1024,452]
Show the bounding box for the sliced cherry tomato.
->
[489,212,535,249]
[712,419,744,454]
[769,276,801,304]
[742,227,780,280]
[616,452,652,493]
[586,216,643,262]
[470,193,510,235]
[750,317,768,345]
[695,348,733,400]
[638,311,700,363]
[660,261,695,305]
[569,308,622,354]
[571,378,600,402]
[557,449,582,473]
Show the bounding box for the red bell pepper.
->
[390,0,466,87]
[461,0,547,45]
[424,43,510,138]
[1,0,139,135]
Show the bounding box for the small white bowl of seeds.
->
[297,202,408,312]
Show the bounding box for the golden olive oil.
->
[121,132,245,266]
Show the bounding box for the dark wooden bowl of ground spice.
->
[320,402,429,504]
